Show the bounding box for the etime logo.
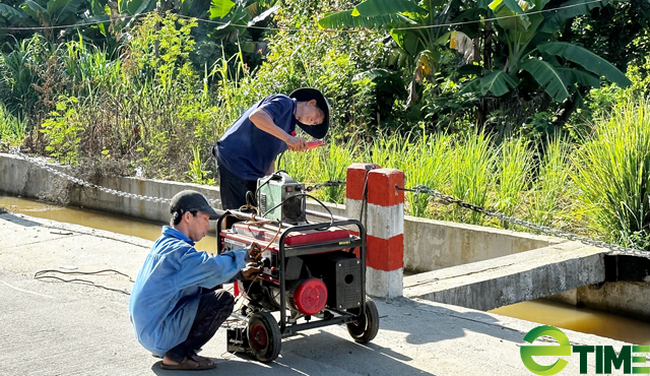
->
[521,325,650,375]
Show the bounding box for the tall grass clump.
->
[448,132,495,225]
[318,142,359,203]
[279,146,321,185]
[367,132,412,169]
[525,136,573,231]
[572,97,650,250]
[0,34,51,120]
[495,136,533,221]
[282,141,359,204]
[400,132,453,218]
[0,104,27,145]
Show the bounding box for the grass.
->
[571,96,650,250]
[0,104,27,146]
[495,136,532,220]
[448,132,496,225]
[526,135,573,229]
[399,132,453,218]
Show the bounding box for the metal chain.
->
[399,184,649,258]
[303,180,347,192]
[10,150,646,257]
[10,150,221,205]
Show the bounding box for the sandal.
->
[153,348,202,359]
[160,355,216,371]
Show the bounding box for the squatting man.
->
[129,190,263,370]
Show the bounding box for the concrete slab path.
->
[0,212,635,376]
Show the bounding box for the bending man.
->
[213,88,330,209]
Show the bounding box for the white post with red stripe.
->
[346,163,404,299]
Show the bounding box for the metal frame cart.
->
[217,208,379,362]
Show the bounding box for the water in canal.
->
[0,196,218,253]
[1,195,649,345]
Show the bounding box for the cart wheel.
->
[346,297,379,343]
[247,312,282,362]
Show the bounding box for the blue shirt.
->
[215,94,297,180]
[129,226,247,356]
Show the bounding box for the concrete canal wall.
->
[0,153,562,270]
[1,152,648,318]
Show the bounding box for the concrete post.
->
[346,163,405,299]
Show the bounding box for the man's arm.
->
[249,108,307,151]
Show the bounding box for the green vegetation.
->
[1,0,650,250]
[572,96,650,250]
[0,103,27,146]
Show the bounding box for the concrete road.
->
[0,212,634,375]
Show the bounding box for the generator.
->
[216,172,379,362]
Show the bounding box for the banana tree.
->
[465,0,630,103]
[318,0,466,106]
[0,0,116,44]
[0,0,88,40]
[209,0,277,50]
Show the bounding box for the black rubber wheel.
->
[346,297,379,343]
[247,311,282,362]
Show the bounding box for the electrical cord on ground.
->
[33,268,133,295]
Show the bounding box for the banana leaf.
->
[521,58,570,101]
[0,4,35,26]
[479,69,519,96]
[351,0,426,17]
[249,5,278,25]
[211,0,235,19]
[318,10,414,29]
[21,0,46,20]
[121,0,156,16]
[48,0,84,25]
[556,67,600,88]
[540,0,612,33]
[489,0,530,30]
[538,42,631,88]
[47,0,83,15]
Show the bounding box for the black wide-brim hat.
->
[289,88,330,139]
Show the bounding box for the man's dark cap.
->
[170,190,220,219]
[289,88,330,139]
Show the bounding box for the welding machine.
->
[256,171,306,224]
[217,172,379,362]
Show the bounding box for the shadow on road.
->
[0,212,42,227]
[380,298,527,346]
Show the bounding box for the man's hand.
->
[246,242,262,262]
[241,262,263,280]
[286,136,307,151]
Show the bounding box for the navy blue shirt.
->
[215,94,297,180]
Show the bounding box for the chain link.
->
[303,180,347,192]
[10,150,221,205]
[399,184,649,258]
